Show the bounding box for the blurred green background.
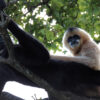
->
[5,0,100,52]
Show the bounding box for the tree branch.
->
[0,11,14,59]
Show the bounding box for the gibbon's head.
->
[63,27,92,55]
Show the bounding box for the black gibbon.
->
[0,0,100,97]
[0,19,50,93]
[51,27,100,70]
[0,19,99,97]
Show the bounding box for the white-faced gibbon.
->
[51,27,100,70]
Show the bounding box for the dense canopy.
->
[5,0,100,51]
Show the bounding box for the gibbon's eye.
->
[67,35,80,48]
[73,35,80,40]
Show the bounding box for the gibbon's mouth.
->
[67,35,80,48]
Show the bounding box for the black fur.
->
[8,20,50,66]
[0,20,100,98]
[0,20,50,93]
[0,0,100,99]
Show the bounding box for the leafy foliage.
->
[5,0,100,51]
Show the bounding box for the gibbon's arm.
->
[51,55,95,69]
[7,20,49,60]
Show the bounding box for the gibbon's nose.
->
[68,27,77,32]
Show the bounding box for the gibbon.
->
[51,27,100,70]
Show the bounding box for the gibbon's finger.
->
[0,0,6,10]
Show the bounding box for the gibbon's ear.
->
[0,0,6,10]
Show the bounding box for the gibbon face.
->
[63,27,92,55]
